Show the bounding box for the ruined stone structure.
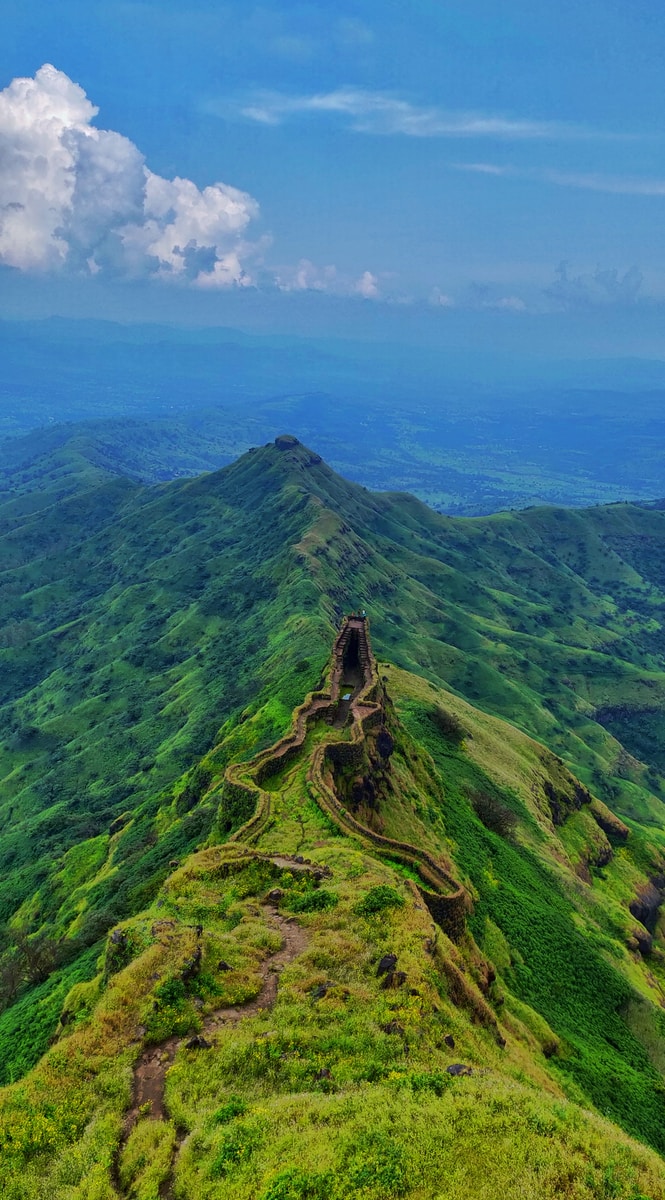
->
[220,615,469,940]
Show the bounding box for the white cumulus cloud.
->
[275,258,341,292]
[0,64,261,287]
[274,259,382,299]
[354,269,380,299]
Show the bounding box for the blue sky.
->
[1,0,665,354]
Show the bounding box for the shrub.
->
[282,889,338,914]
[153,977,186,1008]
[103,927,140,977]
[354,885,405,918]
[470,790,518,839]
[403,1070,452,1097]
[341,1131,408,1197]
[213,1095,247,1124]
[261,1167,332,1200]
[428,705,466,744]
[176,765,213,816]
[210,1119,262,1177]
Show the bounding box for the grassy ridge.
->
[2,437,665,1164]
[2,663,665,1198]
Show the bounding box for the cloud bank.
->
[0,64,260,286]
[274,258,382,299]
[545,262,643,309]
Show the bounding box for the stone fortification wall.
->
[223,694,335,844]
[220,614,375,843]
[305,617,469,940]
[218,614,469,940]
[307,745,468,941]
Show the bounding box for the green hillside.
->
[0,415,258,506]
[3,436,665,1196]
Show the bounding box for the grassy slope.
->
[0,444,335,1082]
[2,438,665,1179]
[2,664,665,1199]
[288,462,665,827]
[0,416,258,498]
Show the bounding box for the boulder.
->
[185,1035,211,1050]
[181,947,202,981]
[376,728,395,760]
[380,970,407,990]
[631,926,653,956]
[630,881,663,932]
[589,799,629,842]
[381,1019,405,1036]
[376,953,398,977]
[311,981,335,1001]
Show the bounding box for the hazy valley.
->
[4,318,665,516]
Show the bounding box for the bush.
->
[470,790,518,840]
[402,1070,452,1097]
[354,885,405,918]
[176,765,213,816]
[213,1095,247,1124]
[153,977,186,1008]
[210,1119,262,1177]
[103,927,140,977]
[282,889,338,914]
[428,706,466,744]
[262,1167,332,1200]
[342,1131,408,1197]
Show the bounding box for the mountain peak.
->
[272,433,323,466]
[225,435,326,483]
[274,433,301,450]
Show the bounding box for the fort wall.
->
[217,614,469,939]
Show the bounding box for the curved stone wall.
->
[216,615,469,939]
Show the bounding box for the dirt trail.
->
[116,907,307,1194]
[202,908,307,1033]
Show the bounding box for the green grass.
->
[2,835,665,1200]
[3,439,665,1194]
[0,944,101,1085]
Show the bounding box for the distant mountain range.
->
[3,318,665,514]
